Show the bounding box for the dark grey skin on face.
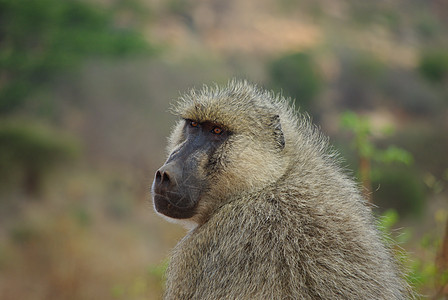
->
[152,119,229,219]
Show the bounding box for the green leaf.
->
[378,209,399,232]
[377,146,413,165]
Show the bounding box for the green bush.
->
[372,167,425,218]
[0,0,152,114]
[418,49,448,83]
[268,52,322,111]
[0,121,80,195]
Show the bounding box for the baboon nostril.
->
[155,170,162,183]
[162,172,170,184]
[155,169,172,188]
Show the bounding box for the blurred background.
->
[0,0,447,299]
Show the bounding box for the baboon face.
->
[152,84,289,224]
[152,119,230,220]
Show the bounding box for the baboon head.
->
[151,81,291,226]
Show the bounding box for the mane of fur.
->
[163,80,413,300]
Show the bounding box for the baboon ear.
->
[271,115,285,150]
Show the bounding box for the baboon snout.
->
[152,126,217,220]
[154,167,174,191]
[152,161,200,219]
[153,163,182,201]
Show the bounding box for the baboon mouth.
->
[153,193,197,219]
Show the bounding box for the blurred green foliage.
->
[378,209,400,233]
[0,0,151,114]
[0,0,153,197]
[148,259,168,284]
[0,121,80,195]
[340,111,413,165]
[340,111,420,216]
[268,52,322,111]
[418,49,448,84]
[377,209,448,294]
[410,212,448,296]
[372,167,425,218]
[72,206,92,228]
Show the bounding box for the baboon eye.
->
[212,127,223,135]
[190,121,199,127]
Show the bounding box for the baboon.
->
[151,80,411,299]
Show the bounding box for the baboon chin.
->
[151,80,413,299]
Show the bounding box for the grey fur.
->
[155,80,412,299]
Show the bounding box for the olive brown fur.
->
[151,80,413,299]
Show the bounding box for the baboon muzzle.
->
[152,139,207,219]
